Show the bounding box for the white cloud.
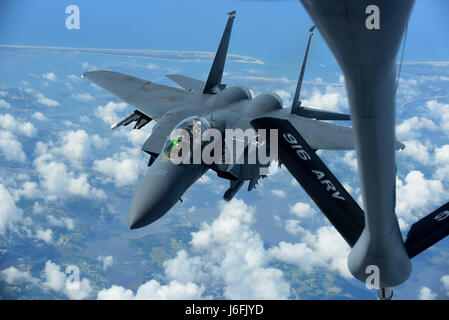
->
[400,140,432,165]
[95,101,128,126]
[268,241,326,272]
[14,181,40,200]
[32,112,46,121]
[418,287,437,300]
[34,148,106,201]
[97,285,134,299]
[97,255,114,270]
[98,280,204,300]
[341,151,358,171]
[47,215,75,231]
[189,199,291,299]
[396,116,438,139]
[72,93,93,102]
[43,261,92,300]
[426,100,449,132]
[0,99,11,109]
[268,226,351,278]
[441,275,449,297]
[271,189,286,198]
[35,227,53,244]
[53,130,91,164]
[0,130,27,162]
[93,148,144,187]
[302,86,348,113]
[42,72,57,82]
[289,202,315,219]
[35,92,60,107]
[0,266,32,284]
[396,170,446,230]
[0,113,37,137]
[284,219,304,236]
[435,145,449,164]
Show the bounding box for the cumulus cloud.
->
[34,146,106,201]
[47,215,75,231]
[271,189,286,198]
[302,86,348,113]
[43,261,92,300]
[189,199,291,299]
[0,99,11,109]
[341,151,358,171]
[35,227,53,244]
[97,255,114,270]
[35,92,60,107]
[14,181,40,200]
[95,101,128,126]
[396,116,438,139]
[284,219,305,236]
[426,100,449,132]
[0,266,33,284]
[42,72,57,82]
[435,145,449,164]
[53,130,91,165]
[72,93,93,102]
[32,112,46,121]
[400,140,432,165]
[441,275,449,297]
[98,280,204,300]
[0,130,27,162]
[93,148,144,187]
[1,261,93,300]
[396,170,446,230]
[289,202,316,219]
[0,113,37,137]
[418,287,437,300]
[0,184,25,236]
[268,226,351,278]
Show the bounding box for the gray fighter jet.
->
[82,11,364,229]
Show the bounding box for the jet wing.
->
[82,70,195,119]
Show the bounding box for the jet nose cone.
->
[127,158,208,230]
[128,175,173,230]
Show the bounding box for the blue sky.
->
[1,0,449,69]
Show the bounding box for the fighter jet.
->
[82,11,370,230]
[254,0,449,299]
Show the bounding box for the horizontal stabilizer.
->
[405,202,449,258]
[293,106,350,121]
[251,117,365,246]
[165,74,205,93]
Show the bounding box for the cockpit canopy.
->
[162,116,211,164]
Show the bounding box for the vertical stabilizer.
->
[203,11,236,94]
[291,26,315,114]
